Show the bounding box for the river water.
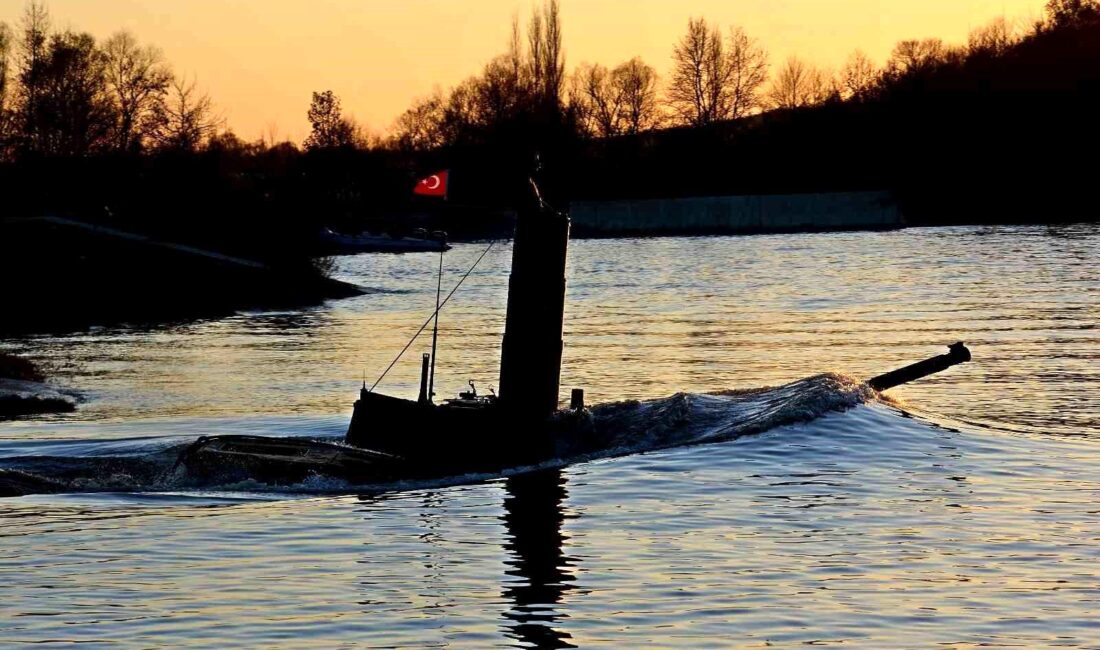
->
[1,224,1097,648]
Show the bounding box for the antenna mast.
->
[428,235,445,403]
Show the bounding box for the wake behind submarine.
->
[178,180,972,486]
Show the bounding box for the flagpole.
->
[412,169,449,403]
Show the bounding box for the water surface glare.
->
[1,224,1097,648]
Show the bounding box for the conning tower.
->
[498,180,571,419]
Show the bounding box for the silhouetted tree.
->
[205,129,254,157]
[886,39,949,77]
[527,10,543,95]
[261,121,282,148]
[967,17,1020,57]
[346,119,373,149]
[668,18,728,126]
[767,57,834,109]
[668,19,768,126]
[438,77,479,145]
[725,27,769,119]
[528,0,564,111]
[1043,0,1100,29]
[304,90,355,150]
[572,57,660,137]
[839,50,877,99]
[391,0,572,152]
[571,62,619,137]
[29,30,115,156]
[152,75,218,152]
[476,54,531,127]
[0,22,13,154]
[391,90,445,151]
[102,31,171,152]
[0,0,1096,242]
[615,57,660,134]
[0,22,11,110]
[15,1,49,152]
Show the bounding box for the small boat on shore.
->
[318,227,450,254]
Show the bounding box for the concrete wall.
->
[569,191,903,236]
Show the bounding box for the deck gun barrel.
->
[867,342,971,391]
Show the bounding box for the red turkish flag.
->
[413,170,449,198]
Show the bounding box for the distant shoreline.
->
[0,216,363,337]
[569,191,903,237]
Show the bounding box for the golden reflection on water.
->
[1,406,1098,647]
[5,224,1095,438]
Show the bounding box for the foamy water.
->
[1,224,1097,647]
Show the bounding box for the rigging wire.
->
[368,240,497,393]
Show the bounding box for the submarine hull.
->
[179,435,406,486]
[345,390,559,475]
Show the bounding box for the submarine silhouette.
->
[178,180,971,486]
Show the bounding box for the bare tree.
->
[967,17,1020,56]
[668,17,729,126]
[507,14,524,82]
[205,128,249,155]
[809,67,839,104]
[725,27,769,119]
[767,57,834,109]
[0,22,11,111]
[768,57,809,109]
[571,62,621,137]
[28,31,115,156]
[527,0,564,109]
[391,90,445,151]
[387,0,567,147]
[1043,0,1100,28]
[540,0,564,106]
[840,50,878,99]
[332,113,372,150]
[887,39,948,76]
[152,75,219,152]
[303,89,355,150]
[438,77,479,145]
[262,121,281,147]
[527,9,543,94]
[572,57,660,138]
[668,19,767,126]
[476,54,529,125]
[612,57,660,134]
[565,75,588,134]
[0,22,13,156]
[16,1,49,150]
[102,31,171,152]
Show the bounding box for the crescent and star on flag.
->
[414,170,449,199]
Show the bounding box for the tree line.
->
[1,0,1097,236]
[3,0,1095,159]
[386,0,1099,149]
[0,2,223,159]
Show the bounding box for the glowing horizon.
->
[0,0,1045,143]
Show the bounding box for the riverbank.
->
[570,191,902,237]
[0,216,364,336]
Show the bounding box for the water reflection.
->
[4,225,1096,434]
[228,308,332,335]
[501,469,578,649]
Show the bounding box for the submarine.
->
[178,179,972,486]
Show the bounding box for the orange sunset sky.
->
[0,0,1044,142]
